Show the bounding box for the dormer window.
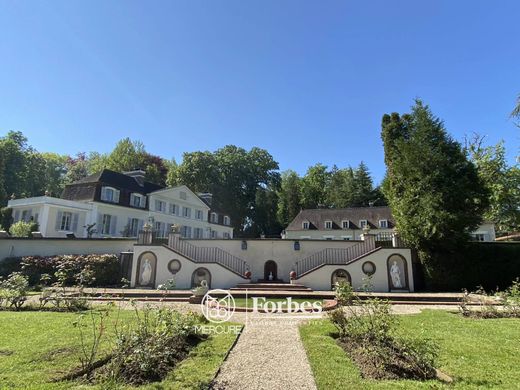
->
[342,220,350,229]
[359,220,368,228]
[130,193,145,208]
[324,220,333,229]
[302,221,309,230]
[101,186,120,203]
[210,212,218,223]
[223,216,230,226]
[379,219,388,228]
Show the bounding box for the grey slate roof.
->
[286,206,394,230]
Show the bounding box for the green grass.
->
[0,309,240,389]
[232,297,323,308]
[300,310,520,389]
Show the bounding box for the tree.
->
[326,166,355,208]
[381,100,489,253]
[300,163,330,209]
[277,170,302,227]
[64,153,90,184]
[41,152,68,196]
[351,162,374,206]
[174,145,280,235]
[466,135,520,235]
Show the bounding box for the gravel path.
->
[214,316,317,390]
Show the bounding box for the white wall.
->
[185,238,362,282]
[0,238,135,261]
[131,245,246,289]
[296,248,414,292]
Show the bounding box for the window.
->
[21,209,32,222]
[180,191,187,200]
[130,193,145,208]
[102,214,112,235]
[101,186,119,203]
[154,221,167,238]
[302,221,309,230]
[342,220,350,229]
[155,200,166,212]
[169,203,178,215]
[379,219,388,229]
[210,212,217,223]
[60,212,72,231]
[181,225,192,238]
[223,232,230,239]
[324,220,333,229]
[359,220,368,228]
[294,241,300,251]
[323,236,334,240]
[128,218,140,237]
[341,236,352,241]
[194,227,203,238]
[223,216,230,226]
[211,230,217,239]
[472,233,486,242]
[195,210,203,220]
[183,207,191,218]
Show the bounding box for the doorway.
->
[264,260,278,281]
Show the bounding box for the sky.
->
[1,0,519,184]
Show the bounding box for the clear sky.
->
[1,0,519,183]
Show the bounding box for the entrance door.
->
[264,260,278,281]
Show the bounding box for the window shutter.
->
[55,211,63,230]
[71,213,79,232]
[110,216,117,235]
[100,187,107,201]
[97,214,103,233]
[114,190,120,203]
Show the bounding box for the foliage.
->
[8,220,38,237]
[301,163,330,209]
[334,280,354,306]
[172,145,281,235]
[465,135,520,235]
[99,307,204,385]
[381,100,489,254]
[158,278,177,290]
[0,207,13,230]
[20,254,120,286]
[459,279,520,318]
[328,295,438,381]
[276,170,303,227]
[0,257,21,279]
[421,242,520,291]
[0,272,29,310]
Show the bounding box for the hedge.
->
[0,254,121,286]
[422,242,520,291]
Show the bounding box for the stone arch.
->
[264,260,278,281]
[331,268,351,290]
[135,251,157,288]
[387,254,409,291]
[191,267,212,288]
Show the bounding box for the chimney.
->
[124,169,146,186]
[198,193,213,205]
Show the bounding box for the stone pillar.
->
[138,223,153,245]
[392,231,402,247]
[360,226,376,250]
[168,224,181,248]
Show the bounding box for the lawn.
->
[0,309,240,389]
[300,310,520,389]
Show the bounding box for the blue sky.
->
[1,0,519,184]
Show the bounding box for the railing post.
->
[168,224,182,249]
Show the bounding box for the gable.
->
[149,185,210,209]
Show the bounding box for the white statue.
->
[268,271,274,281]
[140,258,153,285]
[390,260,402,288]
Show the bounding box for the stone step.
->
[232,283,313,291]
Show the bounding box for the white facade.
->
[7,185,233,240]
[131,237,414,292]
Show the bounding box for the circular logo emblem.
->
[200,289,235,323]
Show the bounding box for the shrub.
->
[328,295,438,380]
[20,254,121,287]
[0,257,22,279]
[0,207,13,231]
[0,272,29,310]
[8,221,38,237]
[98,308,204,385]
[459,279,520,318]
[334,280,354,306]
